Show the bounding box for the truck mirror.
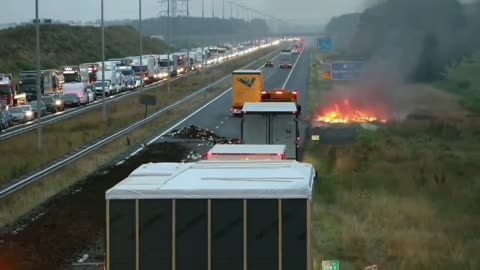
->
[297,105,302,113]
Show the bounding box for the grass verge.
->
[306,49,480,270]
[0,49,277,228]
[435,51,480,114]
[0,45,280,185]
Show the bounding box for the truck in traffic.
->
[173,52,189,75]
[61,65,89,84]
[131,56,156,84]
[18,70,58,101]
[279,49,293,68]
[261,88,301,113]
[231,69,300,115]
[99,69,122,95]
[231,69,264,115]
[105,159,315,270]
[107,58,132,68]
[159,54,178,78]
[79,63,100,84]
[241,102,299,160]
[117,66,136,91]
[0,73,27,108]
[54,70,65,91]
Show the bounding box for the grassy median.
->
[0,45,280,185]
[306,49,480,269]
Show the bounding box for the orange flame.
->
[317,99,388,124]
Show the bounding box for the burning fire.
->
[317,99,388,124]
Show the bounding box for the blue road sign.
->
[330,62,365,80]
[318,37,332,52]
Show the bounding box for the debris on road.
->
[169,125,241,144]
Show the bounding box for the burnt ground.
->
[308,124,361,145]
[0,126,240,270]
[0,143,189,270]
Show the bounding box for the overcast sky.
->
[1,0,366,25]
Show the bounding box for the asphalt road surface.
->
[159,40,313,142]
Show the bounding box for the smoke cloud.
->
[323,0,480,120]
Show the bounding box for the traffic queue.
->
[0,40,273,131]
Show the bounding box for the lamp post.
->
[101,0,106,122]
[35,0,42,150]
[139,0,144,91]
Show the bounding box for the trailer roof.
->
[232,70,262,74]
[106,160,315,199]
[208,144,286,155]
[242,102,297,113]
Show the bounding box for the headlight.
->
[55,99,62,106]
[26,111,33,116]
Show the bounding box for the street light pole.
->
[202,0,205,67]
[211,0,214,18]
[101,0,106,122]
[167,0,171,93]
[139,0,144,91]
[35,0,42,150]
[229,1,233,45]
[187,0,191,73]
[222,0,225,19]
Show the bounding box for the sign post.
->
[140,95,156,119]
[318,37,333,52]
[322,260,340,270]
[330,62,365,81]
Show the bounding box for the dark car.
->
[42,96,60,113]
[28,100,47,117]
[62,93,81,107]
[0,110,13,129]
[264,61,274,67]
[49,93,65,112]
[280,63,293,69]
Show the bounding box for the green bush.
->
[0,24,169,76]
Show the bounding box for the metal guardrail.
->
[0,45,273,141]
[0,48,281,199]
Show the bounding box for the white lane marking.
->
[220,121,224,125]
[215,126,220,129]
[281,51,304,89]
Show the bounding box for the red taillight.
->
[261,91,267,95]
[293,90,298,95]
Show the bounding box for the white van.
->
[62,82,89,105]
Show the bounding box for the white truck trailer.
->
[105,159,315,270]
[241,102,299,160]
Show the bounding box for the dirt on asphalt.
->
[0,142,188,270]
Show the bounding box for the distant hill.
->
[106,16,269,47]
[0,24,169,75]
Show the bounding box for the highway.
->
[0,40,311,269]
[0,43,273,141]
[154,41,312,143]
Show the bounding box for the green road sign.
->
[322,260,340,270]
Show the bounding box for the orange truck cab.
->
[231,70,264,116]
[261,88,302,115]
[231,70,301,116]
